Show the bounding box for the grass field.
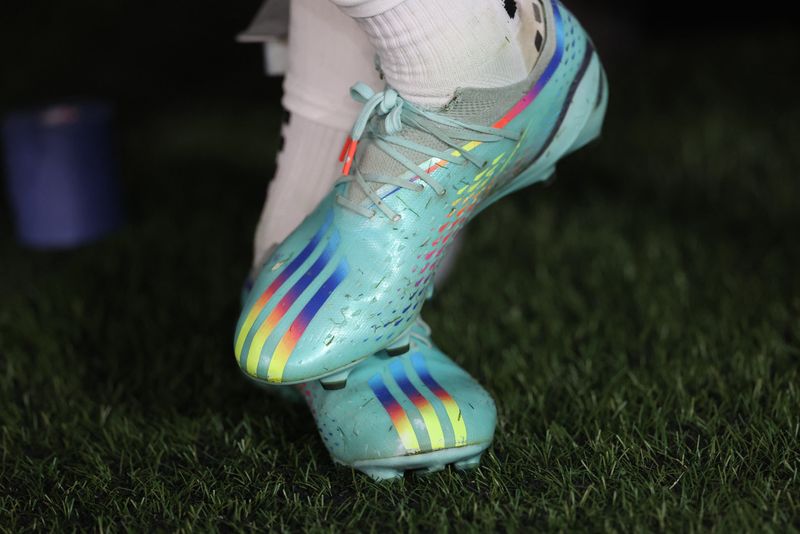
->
[1,34,799,531]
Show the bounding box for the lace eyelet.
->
[392,214,402,222]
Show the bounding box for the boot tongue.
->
[345,82,529,205]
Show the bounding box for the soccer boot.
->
[241,277,494,479]
[300,319,496,480]
[234,0,608,386]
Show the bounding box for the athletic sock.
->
[331,0,544,107]
[253,114,347,269]
[252,0,380,270]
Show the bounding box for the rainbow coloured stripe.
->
[369,374,420,453]
[266,260,349,381]
[389,360,446,450]
[245,232,341,375]
[411,353,467,446]
[403,1,567,292]
[490,0,564,130]
[234,210,349,383]
[369,354,468,453]
[380,0,565,202]
[235,211,333,362]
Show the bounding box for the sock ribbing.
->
[252,114,348,269]
[343,0,540,107]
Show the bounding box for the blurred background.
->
[1,1,792,111]
[0,1,794,245]
[0,0,794,244]
[1,1,798,530]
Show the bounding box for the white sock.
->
[282,0,382,130]
[331,0,543,107]
[252,0,381,269]
[253,115,347,268]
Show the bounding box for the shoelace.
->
[335,83,521,221]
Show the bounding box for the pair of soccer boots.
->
[235,0,607,480]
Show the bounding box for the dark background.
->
[0,0,793,227]
[0,1,791,111]
[2,2,799,530]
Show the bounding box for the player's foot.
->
[300,319,496,480]
[234,0,607,386]
[239,279,493,476]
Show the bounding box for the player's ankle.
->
[333,0,546,107]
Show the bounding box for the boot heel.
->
[565,65,608,155]
[479,53,607,210]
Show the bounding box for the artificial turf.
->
[1,33,799,532]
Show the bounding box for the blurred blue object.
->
[2,102,122,249]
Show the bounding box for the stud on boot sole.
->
[386,325,414,356]
[320,368,351,390]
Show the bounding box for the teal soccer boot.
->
[240,280,494,478]
[300,319,496,480]
[234,0,607,386]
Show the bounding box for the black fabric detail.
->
[278,107,290,153]
[532,2,542,23]
[534,31,544,51]
[504,0,517,19]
